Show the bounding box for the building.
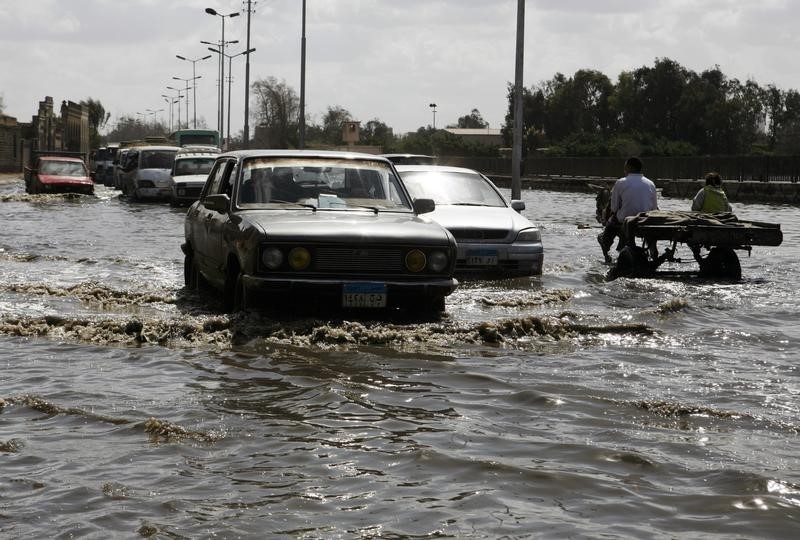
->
[0,96,90,172]
[443,127,503,147]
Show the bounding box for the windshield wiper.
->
[352,205,381,214]
[270,200,317,211]
[450,202,493,206]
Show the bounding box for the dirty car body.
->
[25,156,94,195]
[183,150,458,314]
[396,165,544,277]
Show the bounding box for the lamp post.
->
[205,8,240,141]
[299,0,307,149]
[145,108,164,130]
[165,86,184,129]
[161,94,180,132]
[172,76,201,132]
[202,38,239,141]
[429,103,437,129]
[243,0,255,148]
[176,53,212,128]
[209,46,255,150]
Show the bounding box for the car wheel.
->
[223,267,246,313]
[417,295,445,320]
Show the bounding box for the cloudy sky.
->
[1,0,798,138]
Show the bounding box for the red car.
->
[25,156,94,195]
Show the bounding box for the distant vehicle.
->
[381,154,436,165]
[100,143,119,186]
[24,155,94,195]
[169,147,220,206]
[183,150,458,314]
[169,129,220,148]
[120,145,179,201]
[396,164,544,277]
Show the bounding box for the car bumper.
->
[172,184,204,203]
[135,186,172,200]
[456,242,544,276]
[241,275,458,307]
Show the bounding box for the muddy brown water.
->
[1,175,798,538]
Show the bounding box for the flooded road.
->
[1,175,798,538]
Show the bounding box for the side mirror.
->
[413,198,436,215]
[203,193,231,213]
[510,199,526,212]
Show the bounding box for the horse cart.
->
[612,210,783,279]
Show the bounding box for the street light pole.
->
[206,8,240,148]
[166,87,184,129]
[146,108,164,130]
[511,0,525,200]
[209,47,255,150]
[172,76,201,132]
[176,54,212,128]
[243,0,254,148]
[299,0,307,149]
[429,103,437,129]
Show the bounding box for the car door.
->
[190,158,231,279]
[206,159,239,280]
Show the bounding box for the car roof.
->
[175,152,218,158]
[132,145,180,151]
[394,164,482,175]
[39,156,84,163]
[218,149,393,163]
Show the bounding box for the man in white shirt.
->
[598,157,658,262]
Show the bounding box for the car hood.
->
[38,174,92,185]
[137,169,172,181]
[239,210,454,246]
[171,174,208,184]
[425,205,534,231]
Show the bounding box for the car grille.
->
[314,247,403,272]
[448,228,509,240]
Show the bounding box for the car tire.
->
[223,267,246,313]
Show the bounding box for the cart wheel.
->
[703,247,741,280]
[614,246,652,278]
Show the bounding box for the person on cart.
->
[597,157,659,262]
[692,172,732,213]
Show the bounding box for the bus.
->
[169,129,220,148]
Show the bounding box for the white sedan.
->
[396,164,544,277]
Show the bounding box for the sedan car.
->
[183,150,459,314]
[25,156,94,195]
[396,164,544,277]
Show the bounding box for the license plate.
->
[466,249,498,266]
[342,283,387,308]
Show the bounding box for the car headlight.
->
[288,247,311,270]
[427,250,448,272]
[515,228,541,242]
[262,247,283,270]
[405,249,427,272]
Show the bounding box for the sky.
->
[1,0,799,139]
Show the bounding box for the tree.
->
[0,94,4,114]
[319,105,352,145]
[81,97,110,148]
[451,108,489,129]
[251,77,300,148]
[360,118,395,149]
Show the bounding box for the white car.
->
[121,145,179,201]
[169,148,219,206]
[396,164,544,277]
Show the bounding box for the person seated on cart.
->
[598,157,659,263]
[692,172,732,214]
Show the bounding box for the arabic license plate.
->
[342,283,387,308]
[466,249,498,266]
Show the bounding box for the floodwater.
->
[1,174,798,539]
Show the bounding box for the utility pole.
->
[299,0,307,149]
[511,0,525,201]
[243,0,254,148]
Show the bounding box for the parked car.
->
[183,150,458,314]
[169,146,219,206]
[24,155,94,195]
[120,145,179,201]
[395,164,544,277]
[381,154,436,165]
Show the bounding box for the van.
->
[120,145,179,201]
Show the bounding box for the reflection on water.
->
[1,180,799,537]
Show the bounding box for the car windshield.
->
[399,170,507,207]
[236,157,413,212]
[140,150,177,169]
[173,157,215,176]
[39,160,86,177]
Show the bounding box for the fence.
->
[439,155,800,182]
